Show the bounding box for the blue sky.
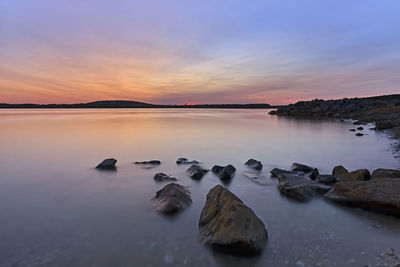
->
[0,0,399,104]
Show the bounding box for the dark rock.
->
[96,158,117,169]
[316,175,338,185]
[271,168,292,177]
[245,159,263,170]
[176,158,199,165]
[349,129,356,132]
[277,173,331,202]
[212,164,236,181]
[135,160,161,165]
[353,120,365,125]
[325,179,400,217]
[355,133,364,136]
[291,163,314,173]
[333,168,370,182]
[199,185,268,255]
[308,168,320,180]
[332,165,348,178]
[187,165,209,180]
[371,168,400,179]
[357,127,364,130]
[154,173,177,182]
[375,121,394,130]
[154,183,192,214]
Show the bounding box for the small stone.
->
[96,158,117,169]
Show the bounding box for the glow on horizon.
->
[0,0,399,105]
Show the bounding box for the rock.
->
[353,120,365,125]
[212,164,236,181]
[324,179,400,217]
[154,183,192,214]
[176,158,199,165]
[199,185,268,255]
[371,168,400,179]
[135,160,161,165]
[271,168,292,177]
[308,168,320,180]
[375,120,393,130]
[357,127,364,130]
[96,158,117,169]
[345,169,370,181]
[291,163,315,173]
[154,173,177,182]
[245,159,263,170]
[349,129,356,132]
[186,165,209,180]
[332,165,348,178]
[355,133,364,136]
[316,175,338,185]
[277,173,331,201]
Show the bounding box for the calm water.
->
[0,109,399,267]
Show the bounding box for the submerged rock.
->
[355,133,364,136]
[357,127,364,130]
[325,179,400,217]
[278,173,331,202]
[245,159,263,170]
[371,168,400,179]
[176,158,199,165]
[154,183,192,214]
[154,173,177,182]
[186,165,209,180]
[199,185,268,255]
[135,160,161,165]
[96,158,117,169]
[212,164,236,181]
[349,129,356,132]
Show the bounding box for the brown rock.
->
[325,179,400,217]
[371,168,400,179]
[332,166,370,181]
[332,165,348,178]
[199,185,268,255]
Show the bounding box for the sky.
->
[0,0,399,105]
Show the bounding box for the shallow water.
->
[0,108,399,267]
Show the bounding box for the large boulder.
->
[154,173,177,182]
[212,164,236,181]
[154,183,192,214]
[245,159,263,170]
[176,158,199,165]
[371,168,400,179]
[199,185,268,255]
[324,179,400,217]
[187,165,209,180]
[96,158,117,170]
[332,165,348,178]
[278,173,331,202]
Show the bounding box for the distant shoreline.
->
[0,101,277,109]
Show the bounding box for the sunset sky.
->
[1,0,399,105]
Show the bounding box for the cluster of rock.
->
[272,163,400,217]
[269,95,400,137]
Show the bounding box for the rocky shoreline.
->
[269,94,400,148]
[95,156,400,257]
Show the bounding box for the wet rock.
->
[308,168,320,180]
[277,173,331,202]
[176,158,199,165]
[154,173,177,182]
[316,175,339,186]
[349,129,356,132]
[245,159,263,170]
[355,133,364,136]
[186,165,209,180]
[135,160,161,165]
[375,120,393,130]
[96,158,117,169]
[371,168,400,179]
[212,164,236,181]
[199,185,268,255]
[291,163,315,173]
[357,127,364,130]
[154,183,192,214]
[325,178,400,217]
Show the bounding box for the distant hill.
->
[0,100,273,109]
